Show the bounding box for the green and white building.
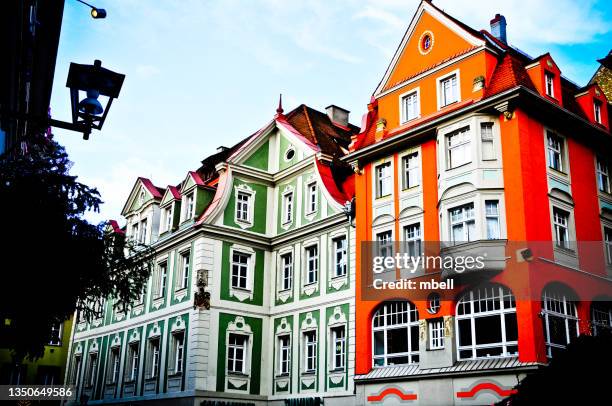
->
[66,104,359,405]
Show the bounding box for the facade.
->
[66,104,359,405]
[1,318,73,385]
[347,1,612,405]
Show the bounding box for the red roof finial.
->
[276,93,284,115]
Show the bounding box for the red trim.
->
[138,177,163,199]
[456,382,517,399]
[367,387,418,402]
[167,185,181,199]
[188,171,205,186]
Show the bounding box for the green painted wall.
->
[278,134,298,171]
[216,313,263,395]
[223,178,268,234]
[243,140,269,171]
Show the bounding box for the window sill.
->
[301,370,316,376]
[375,194,392,200]
[227,372,249,377]
[400,115,421,125]
[175,287,187,294]
[168,371,183,378]
[554,245,576,256]
[278,288,292,293]
[447,161,472,172]
[331,274,347,280]
[329,368,345,373]
[547,167,568,177]
[275,373,290,378]
[231,286,252,293]
[303,281,318,287]
[401,185,421,192]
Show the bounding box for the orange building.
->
[346,1,612,404]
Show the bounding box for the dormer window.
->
[163,206,173,232]
[594,100,602,124]
[545,72,555,97]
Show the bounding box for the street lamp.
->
[49,59,125,140]
[76,0,107,19]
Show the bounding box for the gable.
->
[123,179,158,215]
[160,187,180,206]
[376,5,484,96]
[242,139,269,171]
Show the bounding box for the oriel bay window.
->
[455,284,518,360]
[542,288,578,358]
[231,251,250,290]
[447,126,471,169]
[304,331,317,373]
[227,334,247,374]
[277,335,291,375]
[372,301,420,366]
[375,162,392,198]
[450,203,475,243]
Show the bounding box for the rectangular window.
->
[227,334,247,374]
[236,191,251,223]
[282,192,293,224]
[164,207,173,232]
[604,227,612,265]
[131,223,139,241]
[126,343,139,381]
[108,347,120,383]
[440,73,458,107]
[139,219,148,243]
[402,152,420,189]
[545,72,555,97]
[278,335,291,375]
[185,193,194,220]
[305,245,319,285]
[594,100,602,124]
[376,230,393,258]
[304,331,317,372]
[450,203,476,243]
[175,251,190,290]
[429,319,445,350]
[86,353,98,387]
[447,127,471,169]
[401,91,419,122]
[173,333,184,374]
[485,200,501,239]
[404,223,422,258]
[547,132,564,172]
[375,162,392,198]
[280,253,293,291]
[71,355,82,385]
[156,262,167,298]
[49,323,62,346]
[553,207,570,250]
[597,157,610,194]
[331,326,346,370]
[231,252,249,290]
[333,236,347,277]
[306,182,318,214]
[480,122,495,160]
[149,339,160,378]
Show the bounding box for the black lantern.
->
[54,59,125,140]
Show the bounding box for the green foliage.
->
[0,134,154,361]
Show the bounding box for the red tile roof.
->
[138,177,163,199]
[167,185,181,200]
[484,53,536,97]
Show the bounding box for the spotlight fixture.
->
[76,0,107,19]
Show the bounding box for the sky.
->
[50,0,612,225]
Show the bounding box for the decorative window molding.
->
[229,245,255,302]
[302,242,320,297]
[399,86,421,123]
[436,69,461,110]
[225,316,253,393]
[304,176,318,218]
[234,184,255,228]
[281,184,295,229]
[284,146,296,162]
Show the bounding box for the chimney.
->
[325,105,350,127]
[490,14,507,44]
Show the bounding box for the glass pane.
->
[548,315,568,345]
[476,346,503,358]
[458,319,472,346]
[505,313,518,342]
[373,331,385,356]
[474,315,502,345]
[387,328,409,354]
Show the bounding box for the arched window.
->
[541,288,578,358]
[455,284,518,360]
[372,301,419,366]
[591,302,612,336]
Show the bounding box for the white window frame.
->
[148,338,160,378]
[49,323,62,346]
[446,126,471,169]
[545,71,555,97]
[176,250,190,290]
[305,181,318,215]
[172,332,185,374]
[399,87,420,123]
[542,288,579,358]
[277,335,291,375]
[449,203,476,244]
[303,330,317,373]
[108,346,120,384]
[455,285,518,360]
[596,157,610,194]
[231,250,251,291]
[126,342,139,382]
[485,200,501,239]
[546,131,565,173]
[235,187,254,226]
[401,151,420,190]
[304,244,319,285]
[332,235,347,278]
[280,252,293,291]
[139,219,148,244]
[594,100,602,124]
[552,207,571,251]
[330,326,346,370]
[604,225,612,266]
[86,352,98,387]
[403,222,422,258]
[154,261,168,299]
[163,206,173,232]
[429,319,445,350]
[185,193,195,221]
[282,190,294,225]
[480,122,496,161]
[227,333,248,374]
[591,303,612,336]
[372,301,420,367]
[376,230,394,259]
[375,162,392,198]
[436,69,460,109]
